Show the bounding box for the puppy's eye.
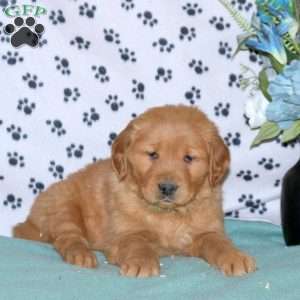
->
[148,151,159,160]
[184,155,194,163]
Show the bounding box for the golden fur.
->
[13,105,256,277]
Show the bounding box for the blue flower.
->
[267,6,298,37]
[256,0,295,19]
[245,23,287,65]
[267,60,300,129]
[256,0,298,36]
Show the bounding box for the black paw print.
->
[209,16,231,31]
[189,59,209,75]
[152,38,175,53]
[103,28,121,45]
[214,102,230,117]
[66,144,84,158]
[224,132,241,146]
[225,210,239,218]
[108,132,117,146]
[236,170,259,181]
[46,119,66,136]
[54,56,71,75]
[238,194,267,214]
[155,67,172,82]
[184,86,201,105]
[3,194,22,209]
[121,0,135,10]
[258,158,280,170]
[4,16,44,48]
[48,161,64,180]
[79,2,97,18]
[28,178,45,194]
[218,41,232,59]
[228,73,242,88]
[119,47,137,62]
[2,51,23,65]
[0,175,4,180]
[7,152,25,167]
[132,79,145,100]
[70,36,91,50]
[179,26,196,41]
[249,50,264,65]
[231,0,253,11]
[274,179,281,187]
[105,95,124,111]
[63,87,81,102]
[182,2,203,16]
[49,10,66,25]
[17,98,36,115]
[83,108,100,126]
[131,113,138,118]
[6,124,28,141]
[137,11,158,27]
[22,73,43,89]
[91,65,110,83]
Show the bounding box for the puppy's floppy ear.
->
[111,124,134,180]
[208,134,230,187]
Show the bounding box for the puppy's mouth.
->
[142,195,195,213]
[140,194,176,212]
[148,201,177,213]
[140,186,197,213]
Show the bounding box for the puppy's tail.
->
[13,220,49,243]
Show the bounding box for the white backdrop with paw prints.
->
[0,0,298,236]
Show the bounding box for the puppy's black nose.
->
[158,181,178,198]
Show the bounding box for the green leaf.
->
[251,122,281,148]
[269,56,284,73]
[281,120,300,143]
[258,69,272,101]
[294,0,300,24]
[286,47,300,63]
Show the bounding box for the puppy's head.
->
[112,105,229,211]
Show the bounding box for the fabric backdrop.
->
[0,0,298,236]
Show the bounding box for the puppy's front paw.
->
[216,250,256,277]
[63,244,98,268]
[120,256,160,278]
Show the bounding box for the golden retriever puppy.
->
[13,105,256,277]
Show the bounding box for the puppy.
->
[14,105,256,277]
